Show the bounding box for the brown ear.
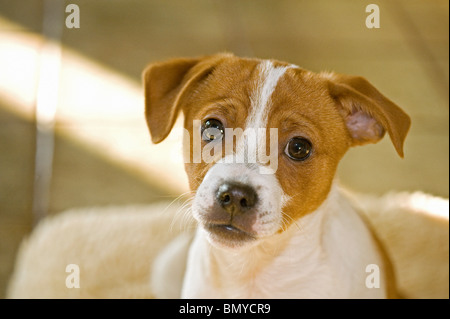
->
[143,54,230,143]
[325,73,411,157]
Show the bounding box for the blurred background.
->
[0,0,448,298]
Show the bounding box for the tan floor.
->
[0,0,448,298]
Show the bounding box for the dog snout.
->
[216,182,257,215]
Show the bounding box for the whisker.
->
[280,211,303,233]
[168,192,196,233]
[172,206,187,232]
[180,204,196,231]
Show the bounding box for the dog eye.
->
[285,137,312,161]
[201,118,224,141]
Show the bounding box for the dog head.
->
[143,53,410,249]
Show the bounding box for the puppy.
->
[145,53,410,299]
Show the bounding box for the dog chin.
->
[200,223,261,250]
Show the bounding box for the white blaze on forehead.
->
[248,60,291,130]
[235,60,291,166]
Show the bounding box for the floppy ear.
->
[325,73,411,157]
[143,54,229,143]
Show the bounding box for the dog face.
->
[143,53,410,249]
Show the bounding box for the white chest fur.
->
[180,184,386,299]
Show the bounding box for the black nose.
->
[216,182,257,214]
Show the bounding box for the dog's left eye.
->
[285,137,312,161]
[201,119,224,141]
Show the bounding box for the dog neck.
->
[181,181,385,298]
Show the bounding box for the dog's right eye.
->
[201,119,224,142]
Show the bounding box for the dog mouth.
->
[204,223,256,244]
